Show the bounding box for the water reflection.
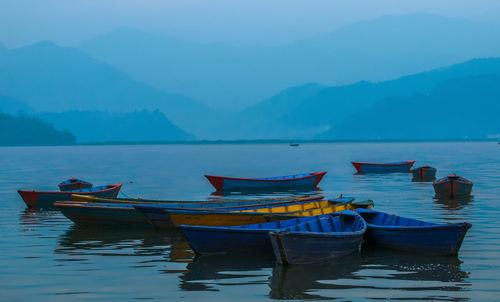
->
[434,195,474,211]
[180,254,274,291]
[19,208,66,227]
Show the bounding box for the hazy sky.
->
[2,0,500,48]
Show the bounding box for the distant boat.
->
[269,211,366,264]
[411,166,437,181]
[351,161,415,174]
[433,174,473,198]
[18,183,122,208]
[205,171,327,191]
[58,178,93,191]
[358,209,471,255]
[289,143,299,147]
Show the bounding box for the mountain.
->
[80,14,500,110]
[39,110,194,143]
[0,41,214,137]
[319,74,500,139]
[0,112,75,146]
[0,95,35,115]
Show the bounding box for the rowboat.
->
[18,183,122,208]
[411,166,437,181]
[357,209,471,255]
[204,171,327,191]
[54,195,323,227]
[179,211,357,255]
[351,161,415,174]
[58,179,93,191]
[269,211,366,264]
[433,174,473,198]
[163,198,373,228]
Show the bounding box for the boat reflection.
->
[179,253,275,291]
[19,208,65,227]
[434,195,474,211]
[269,248,470,300]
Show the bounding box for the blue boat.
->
[352,161,415,174]
[58,178,93,191]
[433,174,473,198]
[357,209,471,255]
[269,211,366,264]
[179,214,343,255]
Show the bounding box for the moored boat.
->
[351,161,415,174]
[357,209,471,255]
[433,174,473,198]
[18,183,122,208]
[269,211,366,264]
[58,178,93,191]
[411,166,437,181]
[204,171,327,191]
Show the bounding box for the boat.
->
[204,171,327,191]
[269,211,366,264]
[54,195,323,227]
[411,166,437,181]
[351,161,415,174]
[357,208,471,255]
[18,183,122,208]
[433,174,473,198]
[161,198,373,229]
[58,178,93,191]
[289,143,299,147]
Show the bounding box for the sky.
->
[2,0,500,48]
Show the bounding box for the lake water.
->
[1,142,499,301]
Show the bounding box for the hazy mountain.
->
[0,95,35,115]
[39,110,193,142]
[0,112,75,146]
[80,14,500,110]
[319,74,500,139]
[0,41,215,137]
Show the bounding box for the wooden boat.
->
[204,171,327,191]
[54,195,323,227]
[163,198,373,229]
[289,143,299,147]
[18,183,122,208]
[135,196,353,229]
[180,212,351,255]
[411,166,437,181]
[357,209,471,255]
[351,161,415,174]
[433,174,473,198]
[269,211,366,264]
[58,178,93,191]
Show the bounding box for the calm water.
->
[1,142,499,301]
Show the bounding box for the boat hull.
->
[352,161,415,174]
[18,184,122,208]
[411,167,437,181]
[205,171,326,191]
[433,180,473,198]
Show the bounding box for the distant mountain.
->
[80,14,500,110]
[319,74,500,139]
[0,95,35,115]
[0,41,214,137]
[0,112,75,146]
[39,110,194,143]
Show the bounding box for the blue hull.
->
[352,161,415,174]
[57,205,150,227]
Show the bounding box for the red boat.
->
[433,174,473,198]
[205,171,327,191]
[18,183,122,208]
[58,178,93,191]
[351,161,415,174]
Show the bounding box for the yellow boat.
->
[165,198,373,227]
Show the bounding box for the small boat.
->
[180,212,351,255]
[18,183,122,208]
[357,209,471,256]
[162,198,373,229]
[269,211,366,264]
[433,174,473,198]
[205,171,327,191]
[54,195,323,227]
[58,178,93,191]
[411,166,437,181]
[351,161,415,174]
[289,143,299,147]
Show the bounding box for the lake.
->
[1,142,499,301]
